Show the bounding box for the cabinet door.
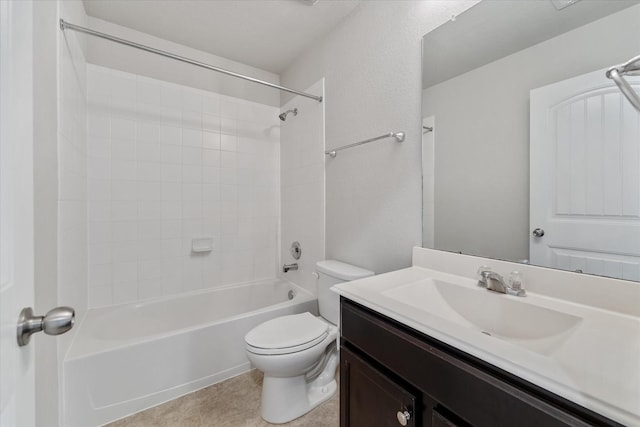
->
[432,408,465,427]
[341,346,417,427]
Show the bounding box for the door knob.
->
[17,306,75,347]
[396,409,411,426]
[532,228,545,237]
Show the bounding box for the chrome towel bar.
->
[325,131,405,158]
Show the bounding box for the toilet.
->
[245,260,374,424]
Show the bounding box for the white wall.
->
[279,80,325,295]
[86,65,280,307]
[423,5,640,262]
[84,16,281,107]
[281,1,479,274]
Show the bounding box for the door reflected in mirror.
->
[421,0,640,281]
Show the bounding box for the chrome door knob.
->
[17,306,75,347]
[396,410,411,426]
[532,228,545,237]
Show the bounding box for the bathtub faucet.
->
[282,263,298,273]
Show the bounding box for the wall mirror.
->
[421,0,640,281]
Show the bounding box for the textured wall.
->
[281,1,479,273]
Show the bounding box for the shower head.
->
[279,108,298,121]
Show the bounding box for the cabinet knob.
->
[396,409,411,426]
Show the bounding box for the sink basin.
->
[382,278,583,355]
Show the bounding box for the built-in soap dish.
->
[192,238,213,253]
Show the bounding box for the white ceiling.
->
[422,0,639,88]
[82,0,361,74]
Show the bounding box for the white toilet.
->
[245,260,374,424]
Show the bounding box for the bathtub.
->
[63,279,317,427]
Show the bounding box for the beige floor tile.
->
[105,370,339,427]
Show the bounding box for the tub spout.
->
[283,263,298,273]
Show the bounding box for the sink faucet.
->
[477,268,526,297]
[283,263,298,273]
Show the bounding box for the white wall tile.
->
[137,123,160,143]
[112,241,139,263]
[161,144,182,164]
[161,220,182,239]
[88,136,111,159]
[112,220,138,242]
[89,285,113,308]
[203,131,220,150]
[111,117,136,140]
[111,201,138,221]
[113,280,138,305]
[182,147,202,165]
[202,96,220,116]
[182,129,202,148]
[181,89,202,113]
[87,65,281,307]
[203,115,221,133]
[202,167,220,184]
[137,162,162,182]
[89,221,111,244]
[112,159,137,181]
[161,164,182,182]
[161,201,182,220]
[138,279,163,300]
[113,261,138,283]
[137,80,161,106]
[160,125,182,146]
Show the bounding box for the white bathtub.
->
[63,279,317,427]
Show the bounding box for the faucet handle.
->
[507,271,526,296]
[477,265,491,276]
[477,265,491,287]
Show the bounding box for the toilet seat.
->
[245,313,331,355]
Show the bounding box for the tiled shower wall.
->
[86,65,280,307]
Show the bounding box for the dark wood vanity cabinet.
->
[339,298,622,427]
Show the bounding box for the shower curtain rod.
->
[59,19,323,103]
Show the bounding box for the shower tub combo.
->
[63,279,316,427]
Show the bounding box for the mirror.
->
[421,0,640,281]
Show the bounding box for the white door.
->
[530,68,640,281]
[0,1,36,426]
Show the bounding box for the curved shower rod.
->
[606,54,640,112]
[59,19,323,103]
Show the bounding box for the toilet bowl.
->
[245,260,374,424]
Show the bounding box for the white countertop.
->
[332,265,640,426]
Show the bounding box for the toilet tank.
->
[316,260,374,325]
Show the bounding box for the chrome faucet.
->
[477,268,526,297]
[283,263,298,273]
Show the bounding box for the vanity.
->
[332,2,640,425]
[333,248,640,427]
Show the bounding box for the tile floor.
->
[106,370,339,427]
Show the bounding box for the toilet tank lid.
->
[316,260,374,281]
